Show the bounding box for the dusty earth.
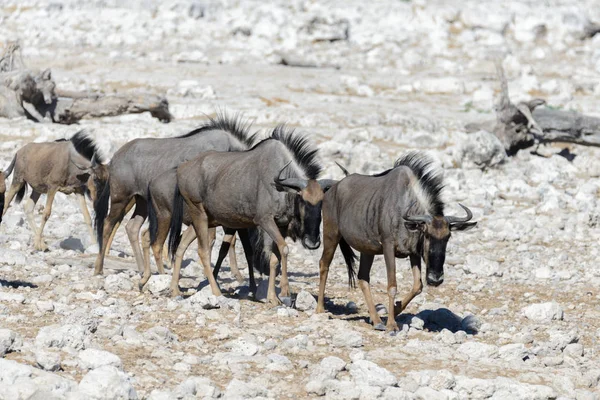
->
[2,0,600,399]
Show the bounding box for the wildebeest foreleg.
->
[357,253,385,330]
[125,197,148,274]
[260,219,288,305]
[316,226,340,313]
[383,241,399,332]
[34,189,57,251]
[94,198,130,275]
[393,254,423,316]
[170,225,196,297]
[77,193,95,244]
[23,190,41,236]
[104,198,135,257]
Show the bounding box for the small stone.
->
[78,365,137,399]
[103,274,133,293]
[411,317,425,330]
[332,330,363,348]
[146,275,172,296]
[564,343,584,357]
[348,360,397,387]
[36,300,54,313]
[187,286,219,309]
[78,348,123,370]
[0,329,22,356]
[224,378,268,399]
[457,342,498,359]
[295,290,317,311]
[522,302,564,322]
[0,291,25,303]
[35,351,61,371]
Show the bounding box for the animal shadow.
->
[0,279,38,289]
[397,307,479,334]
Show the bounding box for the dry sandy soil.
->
[1,1,600,399]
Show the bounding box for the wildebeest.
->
[0,131,108,250]
[93,113,257,276]
[144,166,250,296]
[167,126,336,304]
[316,152,476,331]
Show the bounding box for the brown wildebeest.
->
[93,113,257,276]
[144,166,252,296]
[0,131,108,250]
[316,152,476,332]
[167,126,336,304]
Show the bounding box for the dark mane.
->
[255,125,322,179]
[394,151,445,215]
[176,112,257,147]
[69,130,106,164]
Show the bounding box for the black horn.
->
[445,204,473,224]
[335,161,350,177]
[403,214,432,224]
[274,161,307,191]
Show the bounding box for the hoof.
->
[138,282,144,292]
[170,288,182,298]
[374,323,386,331]
[267,296,282,307]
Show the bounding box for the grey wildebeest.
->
[316,152,476,331]
[0,131,108,250]
[167,126,336,304]
[93,114,257,276]
[145,166,255,296]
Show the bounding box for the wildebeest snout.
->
[302,235,321,250]
[426,272,444,286]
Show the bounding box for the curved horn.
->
[276,178,307,191]
[445,204,473,224]
[318,179,337,190]
[403,214,432,224]
[335,161,350,177]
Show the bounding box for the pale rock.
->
[332,330,363,348]
[295,290,317,311]
[456,130,506,169]
[223,378,268,399]
[563,343,584,357]
[0,291,25,303]
[463,255,502,277]
[175,376,220,398]
[312,356,346,380]
[36,324,92,350]
[454,377,496,399]
[147,389,177,400]
[522,302,564,322]
[35,350,61,371]
[0,328,22,356]
[103,274,133,293]
[430,370,456,391]
[266,353,292,371]
[410,317,425,330]
[382,386,417,399]
[36,300,55,312]
[227,337,259,356]
[498,343,529,361]
[415,387,447,400]
[187,286,219,309]
[146,275,172,296]
[143,326,178,344]
[78,348,123,370]
[457,342,498,359]
[78,365,137,399]
[415,77,464,94]
[348,360,397,387]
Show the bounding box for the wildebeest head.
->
[71,156,109,203]
[274,163,336,250]
[404,204,476,287]
[35,69,56,105]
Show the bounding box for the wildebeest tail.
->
[249,227,271,276]
[167,183,184,262]
[15,184,27,204]
[0,175,4,225]
[94,177,110,248]
[339,237,357,288]
[147,185,158,245]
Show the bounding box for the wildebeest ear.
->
[450,221,477,232]
[404,221,425,232]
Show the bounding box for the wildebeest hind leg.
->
[34,189,56,251]
[190,206,222,296]
[104,199,134,257]
[23,190,41,236]
[237,229,257,295]
[94,198,130,275]
[77,193,95,244]
[170,225,197,297]
[139,228,152,290]
[382,241,399,332]
[125,197,148,274]
[394,254,423,316]
[357,253,384,330]
[316,228,340,313]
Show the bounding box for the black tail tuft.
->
[15,184,27,204]
[94,178,110,248]
[147,185,158,245]
[0,192,4,226]
[167,183,184,262]
[339,237,357,288]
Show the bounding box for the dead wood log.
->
[42,92,173,124]
[470,60,600,155]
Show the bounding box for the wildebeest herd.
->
[0,113,476,332]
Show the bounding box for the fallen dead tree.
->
[467,61,600,156]
[0,42,171,124]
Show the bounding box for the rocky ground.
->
[2,0,600,399]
